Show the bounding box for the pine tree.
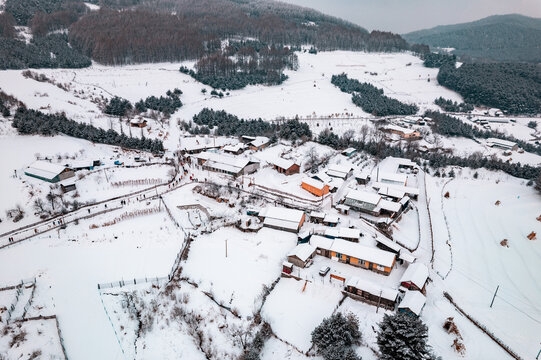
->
[377,313,435,360]
[311,312,362,360]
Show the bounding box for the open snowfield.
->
[0,209,184,360]
[182,227,297,317]
[436,176,541,359]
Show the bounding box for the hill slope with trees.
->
[403,14,541,63]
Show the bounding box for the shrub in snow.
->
[311,312,362,360]
[377,313,438,360]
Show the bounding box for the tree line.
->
[318,127,540,180]
[189,108,312,141]
[180,42,297,90]
[331,73,419,116]
[12,107,164,153]
[437,62,541,115]
[135,89,183,115]
[426,111,541,156]
[434,97,473,113]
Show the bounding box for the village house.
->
[245,136,270,151]
[377,172,408,187]
[301,177,329,197]
[372,182,419,200]
[312,172,339,192]
[326,164,353,179]
[341,147,357,157]
[271,158,300,175]
[400,262,429,293]
[375,237,416,265]
[378,186,406,202]
[323,214,339,227]
[287,243,316,268]
[309,235,397,275]
[344,277,399,310]
[129,118,147,128]
[343,190,401,218]
[487,138,519,151]
[336,204,350,215]
[259,206,306,233]
[181,143,222,155]
[223,143,246,155]
[192,152,259,177]
[25,160,75,183]
[398,290,426,317]
[383,125,422,139]
[309,211,325,224]
[323,227,361,242]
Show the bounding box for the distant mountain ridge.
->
[403,14,541,62]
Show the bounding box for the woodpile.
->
[527,231,536,240]
[444,317,465,355]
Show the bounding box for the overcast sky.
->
[281,0,541,33]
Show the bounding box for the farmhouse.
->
[223,143,246,155]
[195,152,259,177]
[309,236,397,275]
[400,262,429,293]
[487,138,518,151]
[343,190,401,217]
[271,158,300,175]
[129,118,147,128]
[383,125,421,139]
[287,243,316,268]
[260,206,306,233]
[25,160,75,183]
[326,164,353,179]
[247,136,270,151]
[398,290,426,317]
[301,177,329,197]
[342,147,357,157]
[344,277,399,310]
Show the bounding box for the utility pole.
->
[225,239,228,258]
[490,285,499,308]
[376,290,382,313]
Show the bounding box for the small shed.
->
[398,290,426,317]
[309,211,325,224]
[287,244,316,268]
[282,261,293,274]
[323,214,339,227]
[326,164,353,179]
[400,263,429,293]
[336,204,350,215]
[60,178,77,193]
[130,118,147,128]
[297,231,311,244]
[342,147,357,157]
[223,143,246,155]
[301,177,329,197]
[355,172,370,185]
[271,158,300,175]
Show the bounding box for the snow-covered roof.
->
[323,214,339,224]
[378,172,408,185]
[385,125,416,135]
[487,138,517,148]
[355,171,370,180]
[399,250,416,264]
[372,182,419,196]
[271,157,296,170]
[345,189,381,205]
[248,136,270,148]
[326,238,396,267]
[312,172,332,184]
[378,186,406,200]
[69,160,95,168]
[302,177,327,190]
[399,290,426,316]
[309,234,334,249]
[324,227,360,240]
[342,147,357,155]
[336,204,350,211]
[378,199,401,213]
[375,237,401,253]
[346,277,399,302]
[326,164,353,179]
[201,152,257,174]
[310,211,325,219]
[223,143,245,152]
[282,261,293,268]
[288,244,316,262]
[400,263,429,289]
[262,206,304,231]
[25,161,69,180]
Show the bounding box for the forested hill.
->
[403,14,541,63]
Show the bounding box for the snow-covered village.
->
[0,1,540,359]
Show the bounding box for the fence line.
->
[90,207,161,229]
[97,276,169,290]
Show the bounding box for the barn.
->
[24,161,74,183]
[344,277,399,310]
[271,158,300,175]
[400,262,429,293]
[260,206,306,233]
[287,243,316,268]
[301,177,329,197]
[398,290,426,317]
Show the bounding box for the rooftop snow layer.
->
[400,262,429,289]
